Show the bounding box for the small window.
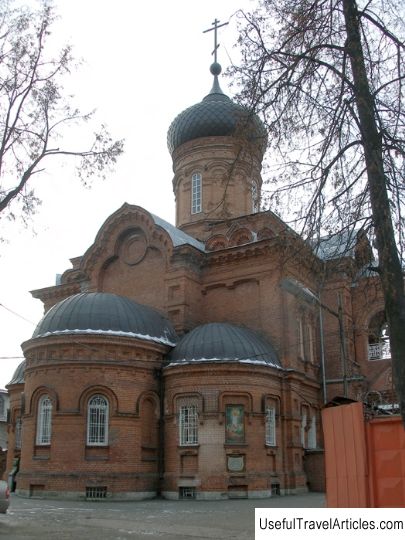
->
[307,414,317,449]
[0,395,5,420]
[15,416,22,449]
[86,486,107,499]
[301,407,307,448]
[36,396,52,445]
[307,323,315,363]
[179,486,196,499]
[87,395,109,446]
[191,173,202,214]
[179,404,198,445]
[251,182,259,213]
[265,406,276,446]
[298,317,305,359]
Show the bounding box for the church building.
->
[4,47,393,500]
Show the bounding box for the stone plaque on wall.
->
[227,455,244,472]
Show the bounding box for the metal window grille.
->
[87,395,109,445]
[36,396,52,445]
[179,405,198,445]
[251,183,259,213]
[307,323,315,362]
[179,487,196,499]
[86,486,107,499]
[265,406,276,446]
[298,317,305,358]
[301,409,307,447]
[307,415,317,449]
[191,173,202,214]
[368,342,391,361]
[15,417,22,449]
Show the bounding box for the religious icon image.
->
[225,405,245,443]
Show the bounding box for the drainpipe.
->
[155,367,164,496]
[318,299,327,404]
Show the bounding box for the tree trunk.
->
[343,0,405,423]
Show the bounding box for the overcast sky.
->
[0,0,257,388]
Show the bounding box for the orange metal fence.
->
[322,401,405,507]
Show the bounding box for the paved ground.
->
[0,492,325,539]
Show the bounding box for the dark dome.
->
[7,360,25,385]
[167,76,267,154]
[166,323,281,367]
[32,293,177,346]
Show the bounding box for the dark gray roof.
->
[166,322,281,368]
[314,230,357,260]
[32,293,177,346]
[7,360,25,386]
[167,76,267,154]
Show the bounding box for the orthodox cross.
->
[203,18,229,63]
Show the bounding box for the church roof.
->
[314,230,358,260]
[7,360,25,386]
[166,322,281,368]
[32,293,177,346]
[167,65,267,155]
[151,213,205,252]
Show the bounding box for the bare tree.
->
[230,0,405,422]
[0,0,123,221]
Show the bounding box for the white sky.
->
[0,0,257,389]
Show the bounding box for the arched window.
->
[179,404,198,445]
[0,395,4,420]
[265,406,276,446]
[191,172,202,214]
[15,416,22,449]
[251,182,259,213]
[87,395,109,446]
[36,395,52,445]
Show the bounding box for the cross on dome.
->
[203,18,229,73]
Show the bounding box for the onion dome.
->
[7,360,25,385]
[166,322,281,367]
[32,292,177,346]
[167,62,267,154]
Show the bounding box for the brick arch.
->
[219,391,253,413]
[228,228,253,247]
[28,386,59,415]
[205,234,228,251]
[78,385,119,416]
[136,391,160,419]
[257,227,274,241]
[170,391,204,415]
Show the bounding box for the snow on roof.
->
[33,328,177,347]
[165,357,283,369]
[151,214,206,252]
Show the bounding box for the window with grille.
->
[179,404,198,445]
[301,408,307,448]
[191,173,202,214]
[0,396,4,420]
[265,406,276,446]
[251,182,259,213]
[307,323,315,362]
[86,486,107,499]
[36,396,52,445]
[179,486,196,499]
[298,316,305,358]
[87,395,109,445]
[307,414,317,449]
[15,416,22,449]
